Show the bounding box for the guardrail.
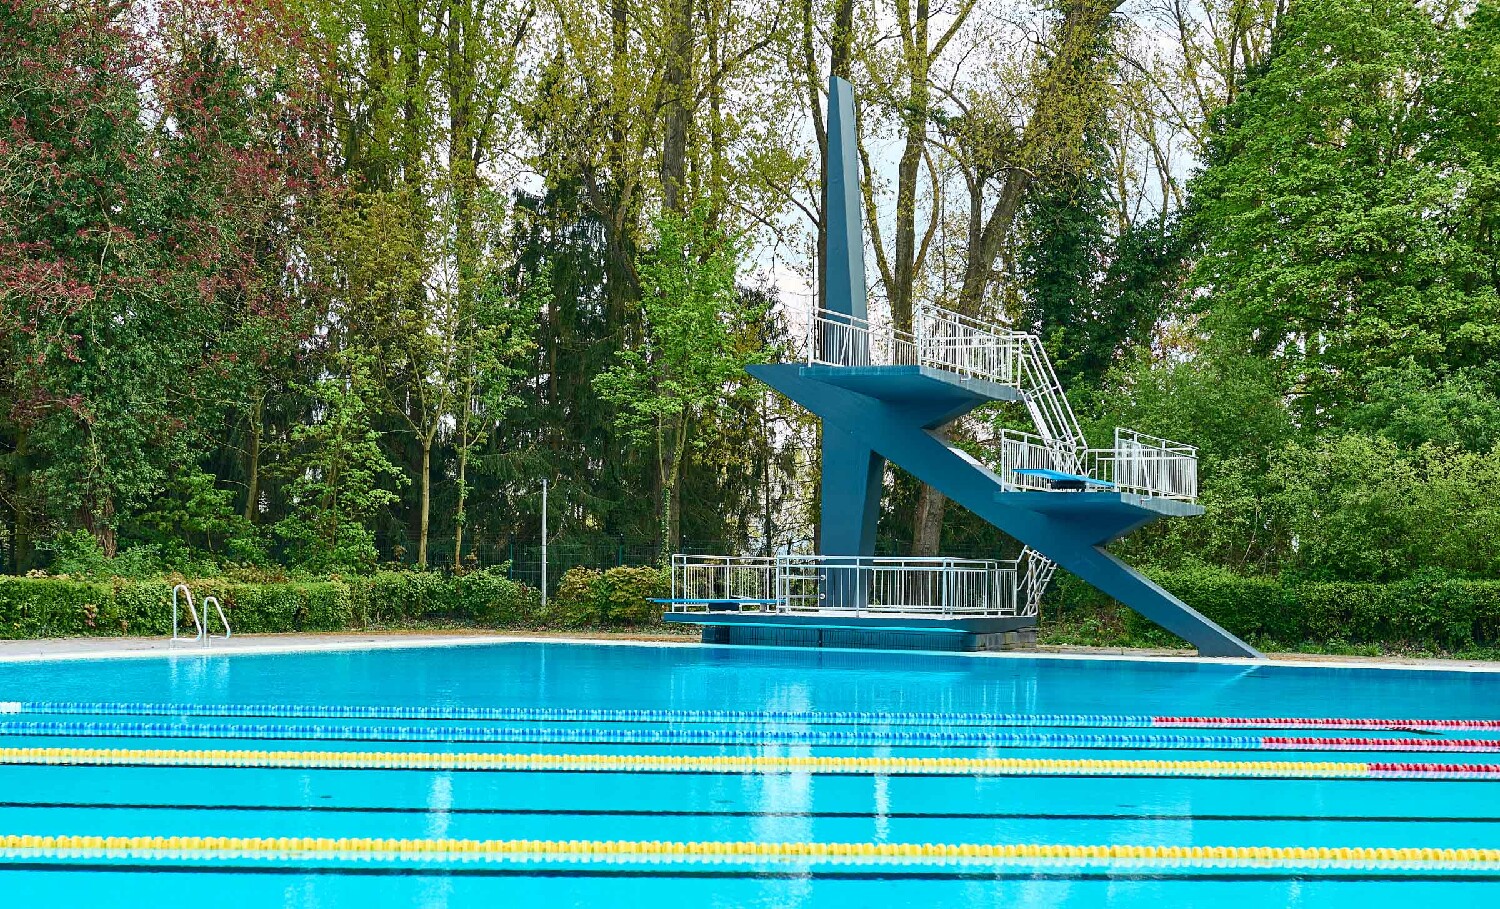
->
[994,428,1077,488]
[805,303,1088,453]
[1085,429,1198,502]
[800,304,1197,503]
[667,553,1048,618]
[670,554,777,607]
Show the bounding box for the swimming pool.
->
[0,641,1496,907]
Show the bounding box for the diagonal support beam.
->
[752,364,1262,659]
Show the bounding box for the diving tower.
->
[662,76,1260,659]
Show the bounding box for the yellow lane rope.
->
[1,834,1498,866]
[0,746,1399,778]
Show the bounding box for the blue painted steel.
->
[750,363,1261,658]
[824,76,866,324]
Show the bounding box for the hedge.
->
[550,566,668,628]
[0,570,541,639]
[8,562,1499,652]
[1048,565,1500,652]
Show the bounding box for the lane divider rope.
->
[0,834,1497,867]
[2,746,1498,779]
[4,701,1495,733]
[2,720,1499,754]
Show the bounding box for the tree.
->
[1188,0,1500,424]
[274,353,408,572]
[594,206,765,557]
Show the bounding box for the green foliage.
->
[600,566,669,625]
[1344,363,1500,452]
[273,353,407,574]
[552,568,607,627]
[551,565,667,628]
[1188,0,1500,423]
[0,570,540,639]
[594,205,767,555]
[1048,565,1500,654]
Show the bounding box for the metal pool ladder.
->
[171,584,231,646]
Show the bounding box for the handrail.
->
[170,584,231,645]
[171,584,203,644]
[800,303,1197,502]
[671,553,1038,618]
[203,595,231,640]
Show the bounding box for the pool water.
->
[0,641,1497,907]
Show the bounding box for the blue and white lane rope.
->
[5,701,1497,733]
[1,720,1498,753]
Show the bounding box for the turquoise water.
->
[0,642,1497,906]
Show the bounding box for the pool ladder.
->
[170,584,231,646]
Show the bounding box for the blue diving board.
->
[650,598,779,610]
[1012,468,1116,490]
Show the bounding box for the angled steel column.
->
[752,363,1262,658]
[824,76,867,326]
[818,76,882,611]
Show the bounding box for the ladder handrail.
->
[202,595,231,640]
[170,584,230,645]
[171,584,203,644]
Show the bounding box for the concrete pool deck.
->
[0,629,1497,673]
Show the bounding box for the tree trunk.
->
[889,0,930,333]
[83,496,117,558]
[418,436,432,568]
[660,0,695,213]
[12,427,32,573]
[912,483,946,555]
[244,394,263,523]
[454,442,468,572]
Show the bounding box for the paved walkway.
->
[0,629,692,662]
[0,630,1494,672]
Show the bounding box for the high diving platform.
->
[663,75,1260,659]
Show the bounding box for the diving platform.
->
[662,74,1260,659]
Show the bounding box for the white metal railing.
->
[1085,429,1198,502]
[805,302,1088,454]
[670,554,778,607]
[994,428,1075,489]
[170,584,231,645]
[668,553,1043,618]
[806,310,918,370]
[1015,334,1088,454]
[1017,546,1057,615]
[778,554,1021,617]
[801,303,1197,503]
[910,305,1024,386]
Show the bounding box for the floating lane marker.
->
[2,746,1499,779]
[2,721,1499,753]
[5,702,1499,733]
[0,834,1498,870]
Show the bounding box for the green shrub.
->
[0,570,537,640]
[1047,565,1500,653]
[548,565,666,628]
[552,568,606,627]
[601,566,667,626]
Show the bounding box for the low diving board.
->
[1012,468,1117,491]
[651,598,779,612]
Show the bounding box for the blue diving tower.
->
[663,76,1261,659]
